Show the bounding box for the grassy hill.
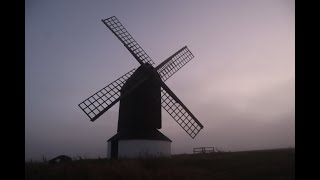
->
[25,148,294,180]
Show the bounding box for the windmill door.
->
[111,140,118,159]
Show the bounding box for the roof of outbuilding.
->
[107,129,172,142]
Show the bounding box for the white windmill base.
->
[107,139,171,158]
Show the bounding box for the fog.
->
[25,0,294,161]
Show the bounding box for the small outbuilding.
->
[49,155,72,164]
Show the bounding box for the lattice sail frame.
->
[157,47,194,82]
[78,69,136,121]
[161,87,203,138]
[102,16,155,66]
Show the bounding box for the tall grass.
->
[25,148,294,180]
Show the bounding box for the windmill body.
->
[118,64,162,132]
[108,64,171,158]
[79,17,204,159]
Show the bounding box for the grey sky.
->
[25,0,294,160]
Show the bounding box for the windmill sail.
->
[156,46,194,82]
[160,83,203,138]
[78,69,136,122]
[102,16,155,66]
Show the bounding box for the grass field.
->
[25,148,294,180]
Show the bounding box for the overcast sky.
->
[25,0,294,161]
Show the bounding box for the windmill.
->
[78,16,203,159]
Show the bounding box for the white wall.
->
[118,140,171,158]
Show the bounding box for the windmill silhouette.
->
[79,16,203,158]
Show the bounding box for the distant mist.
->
[25,0,294,161]
[25,105,294,161]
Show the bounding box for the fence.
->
[193,147,215,154]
